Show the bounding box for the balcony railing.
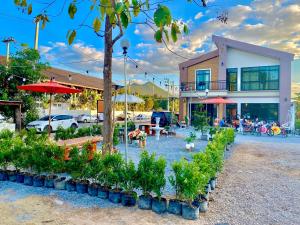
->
[180,81,228,92]
[241,81,279,91]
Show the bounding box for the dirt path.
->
[1,139,300,225]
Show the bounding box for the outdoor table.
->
[56,136,103,160]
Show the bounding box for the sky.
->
[0,0,300,90]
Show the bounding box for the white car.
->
[26,115,78,132]
[77,114,98,123]
[134,114,148,121]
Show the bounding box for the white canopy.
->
[113,94,144,104]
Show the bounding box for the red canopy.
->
[199,97,236,104]
[17,80,81,94]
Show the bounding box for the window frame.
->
[194,68,211,91]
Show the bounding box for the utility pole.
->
[34,18,40,50]
[172,81,175,113]
[152,77,155,96]
[165,78,170,111]
[2,37,15,66]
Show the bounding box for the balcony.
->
[180,80,230,98]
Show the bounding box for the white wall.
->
[227,47,280,92]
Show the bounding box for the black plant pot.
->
[0,170,8,181]
[16,172,25,183]
[152,197,167,214]
[54,177,66,190]
[97,186,109,199]
[109,189,122,203]
[66,179,76,192]
[33,175,45,187]
[76,180,89,194]
[138,195,152,210]
[44,175,58,188]
[209,178,216,190]
[182,203,199,220]
[23,173,34,186]
[7,170,17,182]
[121,192,137,207]
[168,199,182,215]
[88,183,98,196]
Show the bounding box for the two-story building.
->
[179,35,294,124]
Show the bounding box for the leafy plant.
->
[55,126,76,140]
[184,136,193,144]
[102,153,124,190]
[136,151,157,196]
[85,152,103,183]
[192,106,209,134]
[121,160,137,193]
[152,156,167,200]
[0,137,13,170]
[169,160,185,200]
[113,125,120,146]
[192,152,212,193]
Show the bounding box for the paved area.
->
[1,135,300,225]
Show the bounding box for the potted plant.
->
[86,152,102,196]
[190,132,196,148]
[192,106,209,140]
[44,144,65,188]
[10,135,26,183]
[168,161,185,216]
[104,153,125,203]
[138,132,147,148]
[151,156,167,214]
[184,137,192,151]
[31,142,48,187]
[121,160,137,207]
[180,160,202,220]
[136,151,156,210]
[65,146,90,193]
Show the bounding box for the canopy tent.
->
[18,80,81,136]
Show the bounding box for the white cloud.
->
[194,12,203,20]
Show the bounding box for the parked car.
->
[134,114,148,121]
[26,115,78,132]
[151,111,172,127]
[77,114,98,123]
[117,112,133,121]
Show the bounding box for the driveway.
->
[0,135,299,225]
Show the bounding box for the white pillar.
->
[237,103,241,117]
[237,68,241,91]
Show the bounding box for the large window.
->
[226,68,237,91]
[195,69,210,90]
[241,65,279,91]
[241,103,279,122]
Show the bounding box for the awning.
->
[199,97,236,104]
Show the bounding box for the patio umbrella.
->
[199,97,236,104]
[17,79,81,136]
[113,94,144,104]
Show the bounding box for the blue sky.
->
[0,0,299,90]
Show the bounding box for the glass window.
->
[241,103,279,122]
[226,68,237,91]
[195,69,210,90]
[241,65,279,90]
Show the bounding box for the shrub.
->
[55,126,76,141]
[136,151,157,196]
[102,153,124,190]
[169,160,185,200]
[0,129,14,140]
[85,152,103,183]
[152,156,167,200]
[192,152,212,193]
[91,124,102,136]
[65,145,89,180]
[113,125,120,146]
[0,136,13,170]
[121,160,137,193]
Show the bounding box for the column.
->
[237,103,241,117]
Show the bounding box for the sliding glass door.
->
[196,69,210,90]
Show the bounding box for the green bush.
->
[121,160,137,193]
[0,129,14,140]
[113,125,120,146]
[295,119,300,130]
[102,153,124,190]
[55,126,76,141]
[54,125,103,140]
[85,152,103,183]
[192,152,212,193]
[169,160,185,200]
[136,151,157,196]
[152,156,166,200]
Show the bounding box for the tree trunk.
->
[102,15,114,154]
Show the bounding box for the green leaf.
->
[93,18,101,32]
[132,0,138,6]
[154,30,163,43]
[163,29,169,42]
[21,0,27,7]
[171,23,179,42]
[120,11,128,28]
[133,6,140,17]
[14,0,20,5]
[68,3,77,19]
[68,30,76,45]
[124,0,130,8]
[183,24,189,34]
[27,3,32,15]
[154,5,172,27]
[115,2,123,14]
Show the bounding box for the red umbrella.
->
[199,97,236,104]
[18,80,81,136]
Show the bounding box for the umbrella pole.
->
[48,93,52,137]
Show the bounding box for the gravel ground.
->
[1,135,300,225]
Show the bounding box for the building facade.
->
[179,36,294,124]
